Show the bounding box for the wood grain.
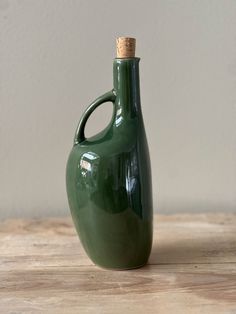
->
[0,213,236,313]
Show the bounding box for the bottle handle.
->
[74,90,116,145]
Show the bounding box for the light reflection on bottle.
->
[115,107,123,126]
[80,152,99,171]
[126,176,136,193]
[80,152,100,186]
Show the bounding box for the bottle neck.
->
[113,58,141,119]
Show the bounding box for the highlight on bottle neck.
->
[116,37,136,58]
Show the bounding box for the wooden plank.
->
[1,214,236,270]
[0,214,236,313]
[1,264,236,314]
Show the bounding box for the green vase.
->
[66,54,153,270]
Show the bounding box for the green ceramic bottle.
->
[66,37,153,269]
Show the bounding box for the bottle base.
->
[94,261,148,271]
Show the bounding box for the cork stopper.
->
[116,37,136,58]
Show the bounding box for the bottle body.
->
[66,58,153,269]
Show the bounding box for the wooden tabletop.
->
[0,213,236,313]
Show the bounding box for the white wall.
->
[1,0,236,218]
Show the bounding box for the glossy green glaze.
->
[66,58,153,269]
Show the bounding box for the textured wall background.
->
[1,0,236,218]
